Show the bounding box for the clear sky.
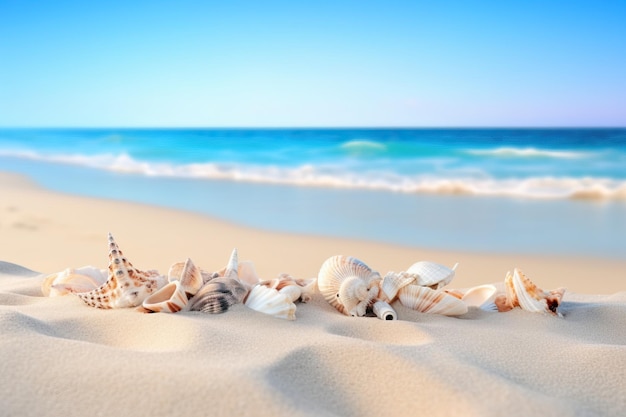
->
[1,0,625,127]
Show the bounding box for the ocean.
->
[1,128,625,259]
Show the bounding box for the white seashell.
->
[224,248,238,279]
[405,261,458,289]
[42,266,107,297]
[245,284,296,320]
[76,233,166,309]
[397,284,468,316]
[260,274,317,303]
[379,271,415,302]
[168,258,203,297]
[318,255,382,317]
[141,280,188,313]
[372,300,397,321]
[461,284,498,309]
[505,268,565,316]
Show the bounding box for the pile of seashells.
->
[41,233,566,320]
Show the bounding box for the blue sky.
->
[1,0,625,127]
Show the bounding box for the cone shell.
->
[168,258,203,297]
[141,281,188,313]
[245,284,296,320]
[188,277,249,314]
[318,255,381,317]
[397,284,468,316]
[76,233,166,309]
[42,266,107,297]
[405,261,458,289]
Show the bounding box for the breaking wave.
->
[1,149,625,201]
[465,147,590,159]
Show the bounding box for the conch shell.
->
[494,268,565,316]
[187,249,249,314]
[42,266,106,297]
[317,255,382,317]
[76,233,166,309]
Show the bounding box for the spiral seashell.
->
[497,269,565,316]
[42,266,107,297]
[187,278,248,314]
[405,261,458,289]
[372,300,397,320]
[140,280,188,313]
[318,255,382,317]
[168,258,203,298]
[76,233,166,309]
[397,284,468,316]
[245,284,296,320]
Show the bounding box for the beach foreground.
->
[1,172,626,417]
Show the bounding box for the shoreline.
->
[1,171,624,294]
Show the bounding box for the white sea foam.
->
[2,150,625,201]
[466,147,590,159]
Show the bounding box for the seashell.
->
[245,284,296,320]
[140,280,188,313]
[497,268,565,316]
[460,284,498,309]
[42,266,107,297]
[187,277,249,314]
[379,271,415,302]
[397,284,468,316]
[259,274,317,303]
[76,233,166,309]
[405,261,458,289]
[318,255,382,317]
[168,258,203,298]
[372,300,397,321]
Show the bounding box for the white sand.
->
[1,172,626,416]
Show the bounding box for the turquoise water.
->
[0,128,625,259]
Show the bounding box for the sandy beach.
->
[1,171,626,417]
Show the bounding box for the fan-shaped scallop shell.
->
[397,284,468,316]
[76,233,166,309]
[42,266,106,297]
[318,255,382,317]
[405,261,458,289]
[379,271,415,302]
[245,284,296,320]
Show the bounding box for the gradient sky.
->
[1,0,625,127]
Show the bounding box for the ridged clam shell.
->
[397,284,468,316]
[372,300,397,321]
[379,271,415,302]
[405,261,458,289]
[76,233,166,309]
[42,266,106,297]
[187,277,249,314]
[502,268,565,316]
[245,284,296,320]
[141,280,188,313]
[318,255,381,317]
[168,258,203,297]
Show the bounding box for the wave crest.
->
[466,147,590,159]
[1,150,625,201]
